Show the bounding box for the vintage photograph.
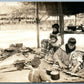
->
[0,2,84,82]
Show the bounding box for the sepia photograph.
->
[0,2,84,82]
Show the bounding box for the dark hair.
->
[52,24,59,28]
[65,44,76,54]
[66,37,76,54]
[31,57,41,68]
[68,37,76,44]
[52,24,59,34]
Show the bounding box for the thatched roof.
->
[0,2,84,17]
[62,2,84,15]
[38,2,84,16]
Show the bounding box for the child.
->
[28,57,51,82]
[51,23,62,47]
[52,24,59,34]
[49,34,58,52]
[45,35,58,64]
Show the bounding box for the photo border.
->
[0,0,84,84]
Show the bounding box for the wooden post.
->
[36,2,40,48]
[58,2,64,44]
[57,5,59,24]
[75,14,76,26]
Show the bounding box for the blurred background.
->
[0,2,84,49]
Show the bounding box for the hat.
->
[68,37,76,44]
[52,24,59,28]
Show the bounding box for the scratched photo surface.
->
[0,2,84,82]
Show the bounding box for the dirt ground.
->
[0,53,84,83]
[0,68,29,82]
[0,54,30,82]
[0,65,83,83]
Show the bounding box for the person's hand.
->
[71,69,76,73]
[28,65,33,70]
[59,63,67,69]
[71,62,81,73]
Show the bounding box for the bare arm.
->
[39,69,51,82]
[70,52,83,73]
[72,62,81,73]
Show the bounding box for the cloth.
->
[40,39,49,57]
[45,52,54,64]
[70,51,83,63]
[53,45,71,67]
[69,51,84,72]
[28,68,50,82]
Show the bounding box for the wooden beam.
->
[36,2,40,48]
[58,2,64,44]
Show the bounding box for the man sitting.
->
[28,57,51,83]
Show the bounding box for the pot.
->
[50,71,60,80]
[46,69,52,75]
